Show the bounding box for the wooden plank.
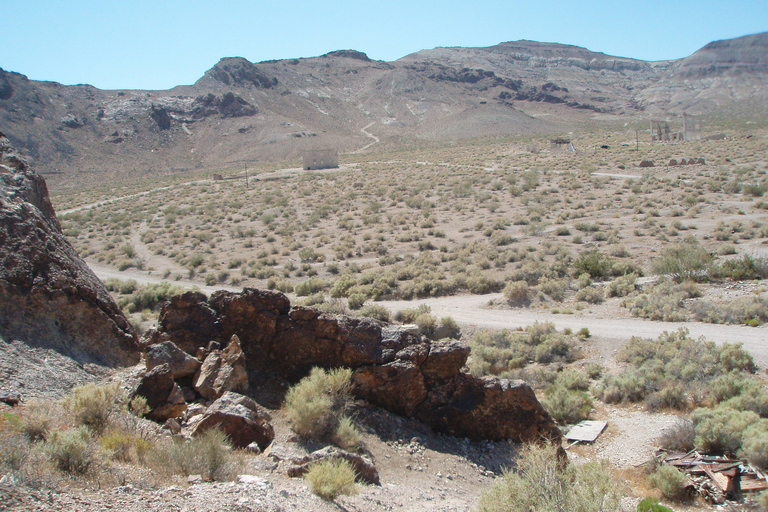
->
[564,420,607,442]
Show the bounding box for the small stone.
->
[187,475,203,484]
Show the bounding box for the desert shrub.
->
[477,443,623,512]
[652,240,712,282]
[637,497,674,512]
[647,465,688,501]
[692,405,760,454]
[395,304,437,337]
[115,281,190,313]
[329,274,357,298]
[741,419,768,469]
[657,419,695,452]
[154,428,238,481]
[542,385,592,424]
[347,293,366,310]
[335,416,362,452]
[691,295,768,325]
[537,277,567,301]
[593,371,646,403]
[645,384,687,412]
[313,298,349,316]
[575,285,604,304]
[0,427,31,472]
[99,427,151,463]
[714,253,768,281]
[60,382,121,434]
[295,277,326,296]
[573,249,612,279]
[18,399,59,442]
[285,367,360,448]
[606,273,637,297]
[627,280,699,321]
[435,316,461,339]
[46,426,96,474]
[304,458,358,501]
[503,280,530,306]
[357,304,390,322]
[267,277,294,293]
[585,363,603,380]
[554,369,590,391]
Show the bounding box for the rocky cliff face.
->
[0,134,139,377]
[153,288,562,444]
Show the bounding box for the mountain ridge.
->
[1,32,766,180]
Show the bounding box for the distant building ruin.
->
[550,138,575,152]
[651,114,702,142]
[302,149,338,170]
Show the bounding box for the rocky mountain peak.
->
[673,31,768,77]
[200,56,278,89]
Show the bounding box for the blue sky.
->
[2,0,766,90]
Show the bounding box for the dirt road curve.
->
[376,294,768,368]
[88,264,768,368]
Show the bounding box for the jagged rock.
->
[157,288,561,446]
[193,335,248,400]
[60,114,86,129]
[145,340,201,379]
[288,446,380,485]
[190,391,274,449]
[150,105,171,129]
[0,134,139,380]
[131,363,187,421]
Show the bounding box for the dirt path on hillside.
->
[352,122,379,154]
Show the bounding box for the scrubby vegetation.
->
[284,367,362,451]
[0,383,243,486]
[477,443,624,512]
[304,458,359,500]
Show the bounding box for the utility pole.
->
[245,168,249,189]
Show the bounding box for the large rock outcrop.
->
[0,134,139,373]
[155,288,561,445]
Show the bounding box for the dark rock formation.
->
[130,363,187,421]
[144,340,201,379]
[322,50,371,61]
[191,93,258,119]
[193,334,249,400]
[150,105,172,129]
[190,391,274,449]
[203,57,278,89]
[0,134,139,369]
[157,288,561,445]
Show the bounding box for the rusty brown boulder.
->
[190,391,274,449]
[0,134,139,372]
[145,340,201,379]
[131,363,187,421]
[193,334,249,400]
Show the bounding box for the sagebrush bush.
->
[693,405,760,454]
[153,428,239,481]
[99,427,151,463]
[504,280,530,306]
[652,240,712,282]
[627,280,699,321]
[60,382,121,434]
[740,419,768,469]
[647,465,688,502]
[357,304,390,322]
[285,367,361,448]
[657,419,695,452]
[537,277,567,301]
[46,426,96,475]
[542,385,592,425]
[477,443,623,512]
[575,285,604,304]
[304,458,358,500]
[606,272,637,297]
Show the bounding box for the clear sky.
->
[2,0,766,90]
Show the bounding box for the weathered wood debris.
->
[658,449,768,504]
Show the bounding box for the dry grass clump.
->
[646,465,689,502]
[285,367,362,451]
[0,383,242,486]
[477,443,624,512]
[304,458,358,500]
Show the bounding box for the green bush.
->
[60,382,121,434]
[637,497,674,512]
[285,367,360,448]
[714,253,768,281]
[693,405,760,454]
[154,428,239,481]
[99,427,151,463]
[357,304,390,322]
[46,426,96,475]
[573,249,612,279]
[575,285,604,304]
[477,443,623,512]
[741,419,768,469]
[627,280,699,321]
[606,273,637,297]
[692,296,768,325]
[295,277,326,296]
[542,385,592,425]
[537,277,567,301]
[304,458,358,500]
[646,465,688,501]
[503,280,530,306]
[652,241,712,282]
